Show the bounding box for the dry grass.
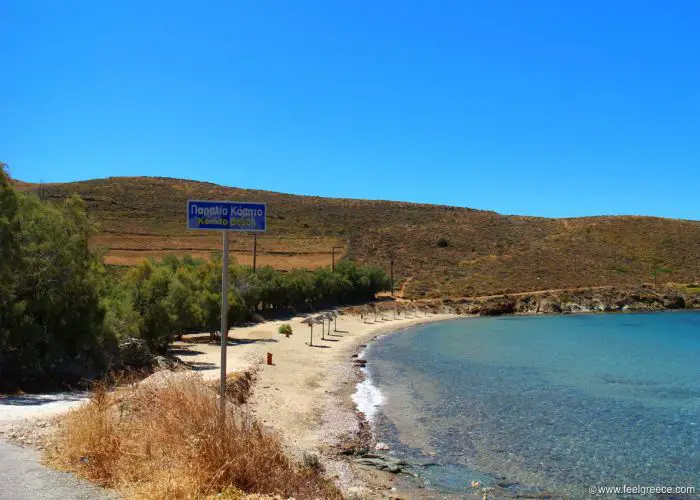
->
[210,370,257,405]
[45,374,341,499]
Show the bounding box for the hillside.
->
[15,176,700,298]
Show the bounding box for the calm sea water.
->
[363,312,700,498]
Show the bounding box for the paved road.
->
[0,392,115,498]
[0,439,118,500]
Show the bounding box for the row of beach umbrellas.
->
[301,310,340,346]
[298,304,434,347]
[359,303,431,321]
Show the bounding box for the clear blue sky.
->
[3,0,699,219]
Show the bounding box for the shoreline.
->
[338,316,476,499]
[7,306,698,497]
[258,314,460,498]
[208,313,462,498]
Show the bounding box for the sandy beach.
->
[171,309,459,495]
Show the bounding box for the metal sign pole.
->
[253,233,257,273]
[220,231,229,413]
[186,200,266,416]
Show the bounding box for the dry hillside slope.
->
[16,176,700,298]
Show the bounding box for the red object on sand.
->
[267,352,273,365]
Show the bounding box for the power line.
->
[390,254,395,297]
[331,246,342,272]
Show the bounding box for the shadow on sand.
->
[227,338,278,346]
[189,362,218,372]
[167,347,206,357]
[181,333,278,346]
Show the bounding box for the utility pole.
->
[84,206,89,261]
[332,246,342,272]
[39,180,44,201]
[390,255,394,297]
[220,232,229,414]
[252,233,257,273]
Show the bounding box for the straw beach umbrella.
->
[330,310,340,332]
[313,315,326,340]
[318,313,328,339]
[323,312,334,336]
[360,305,371,323]
[302,316,316,346]
[369,303,379,322]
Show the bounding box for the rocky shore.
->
[439,284,700,316]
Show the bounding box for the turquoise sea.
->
[363,312,700,498]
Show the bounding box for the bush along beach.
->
[0,164,390,391]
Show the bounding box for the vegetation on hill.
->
[1,166,389,390]
[15,175,700,298]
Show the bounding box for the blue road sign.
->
[187,200,266,232]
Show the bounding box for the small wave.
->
[352,376,385,422]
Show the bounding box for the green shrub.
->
[278,324,292,336]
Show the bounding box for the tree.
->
[0,181,113,390]
[125,262,174,352]
[166,267,203,339]
[0,163,20,362]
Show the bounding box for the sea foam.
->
[352,339,391,422]
[352,377,385,422]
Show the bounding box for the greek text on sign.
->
[187,200,266,232]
